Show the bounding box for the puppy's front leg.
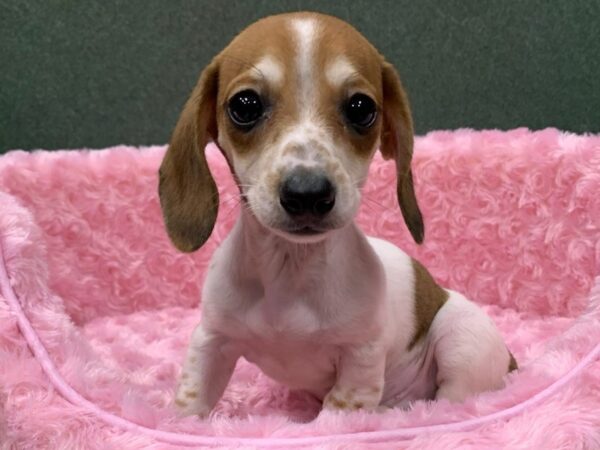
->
[175,325,239,417]
[323,343,386,412]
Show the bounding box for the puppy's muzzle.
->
[279,167,336,232]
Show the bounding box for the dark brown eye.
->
[344,93,377,130]
[227,90,264,129]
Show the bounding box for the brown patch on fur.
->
[264,170,282,193]
[324,159,340,174]
[185,390,198,398]
[508,352,518,372]
[330,397,348,409]
[324,159,349,190]
[175,399,188,407]
[311,14,383,153]
[408,259,448,350]
[353,401,364,409]
[215,15,298,157]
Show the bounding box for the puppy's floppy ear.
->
[380,61,424,244]
[159,59,220,252]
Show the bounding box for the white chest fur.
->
[199,220,392,395]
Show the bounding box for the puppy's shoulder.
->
[408,258,448,349]
[366,236,412,271]
[366,236,448,349]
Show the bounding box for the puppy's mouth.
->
[287,225,327,236]
[279,212,339,236]
[273,222,334,243]
[260,213,341,242]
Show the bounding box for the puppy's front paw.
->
[174,384,212,418]
[322,385,382,412]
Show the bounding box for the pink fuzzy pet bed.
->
[1,128,600,449]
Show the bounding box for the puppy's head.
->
[159,12,423,251]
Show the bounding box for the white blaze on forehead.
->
[282,18,337,167]
[291,18,317,115]
[326,57,356,88]
[254,55,284,86]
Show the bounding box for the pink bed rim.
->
[1,128,599,449]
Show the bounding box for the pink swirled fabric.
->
[0,128,599,449]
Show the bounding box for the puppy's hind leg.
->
[431,293,512,403]
[175,325,240,417]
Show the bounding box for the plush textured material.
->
[1,128,599,449]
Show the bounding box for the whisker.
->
[353,176,370,188]
[361,200,378,213]
[362,196,390,211]
[242,156,262,175]
[220,195,241,208]
[213,205,242,246]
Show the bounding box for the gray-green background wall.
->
[1,0,598,153]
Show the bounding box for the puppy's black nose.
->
[279,168,336,216]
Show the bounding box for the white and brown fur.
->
[159,12,516,417]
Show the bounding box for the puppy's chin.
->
[270,226,333,244]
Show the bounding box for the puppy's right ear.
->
[159,59,220,252]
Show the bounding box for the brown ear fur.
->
[158,59,220,252]
[380,62,424,244]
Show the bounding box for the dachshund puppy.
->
[159,12,516,417]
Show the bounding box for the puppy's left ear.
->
[380,61,424,244]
